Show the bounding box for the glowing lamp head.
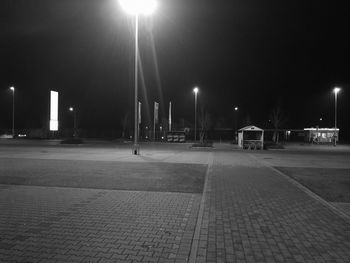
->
[69,107,74,112]
[10,86,15,91]
[193,87,199,94]
[333,87,341,94]
[119,0,157,15]
[234,107,238,111]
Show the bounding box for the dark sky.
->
[1,0,349,138]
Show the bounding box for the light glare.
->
[333,87,341,94]
[193,87,199,94]
[10,86,15,91]
[119,0,157,15]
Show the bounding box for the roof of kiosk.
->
[238,125,264,132]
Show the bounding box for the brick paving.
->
[195,151,350,262]
[0,185,201,263]
[1,143,350,262]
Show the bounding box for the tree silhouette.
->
[121,112,131,139]
[269,105,287,143]
[199,107,212,143]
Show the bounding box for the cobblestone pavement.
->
[195,151,350,263]
[0,185,201,263]
[1,143,350,262]
[0,159,205,193]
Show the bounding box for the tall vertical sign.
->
[169,101,172,132]
[50,91,59,131]
[138,101,142,125]
[154,102,159,140]
[138,101,141,139]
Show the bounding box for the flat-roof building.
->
[304,128,339,144]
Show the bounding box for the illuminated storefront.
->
[304,128,339,143]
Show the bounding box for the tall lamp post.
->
[69,107,77,137]
[234,106,238,142]
[9,86,15,138]
[119,0,157,155]
[333,87,341,146]
[193,87,199,142]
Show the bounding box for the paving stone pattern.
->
[0,159,206,193]
[195,151,350,263]
[0,185,201,263]
[1,145,350,263]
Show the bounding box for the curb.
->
[188,152,214,263]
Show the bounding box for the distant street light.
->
[119,0,157,155]
[69,107,77,137]
[234,106,238,142]
[9,86,15,138]
[333,87,341,146]
[193,87,199,142]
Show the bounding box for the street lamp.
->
[118,0,157,155]
[333,87,341,146]
[193,87,199,142]
[9,86,15,138]
[234,106,238,142]
[69,107,77,137]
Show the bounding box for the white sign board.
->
[50,91,59,131]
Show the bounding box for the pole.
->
[334,91,337,146]
[12,89,15,138]
[133,15,139,154]
[73,111,77,137]
[194,92,197,142]
[153,107,156,141]
[169,101,171,132]
[234,110,237,142]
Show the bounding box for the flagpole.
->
[153,102,159,141]
[154,102,156,141]
[169,101,171,132]
[138,102,141,140]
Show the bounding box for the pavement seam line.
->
[188,152,213,263]
[249,153,350,223]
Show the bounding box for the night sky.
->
[1,0,349,138]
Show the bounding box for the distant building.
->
[304,128,339,144]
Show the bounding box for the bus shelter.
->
[238,125,264,150]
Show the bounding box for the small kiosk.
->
[238,125,264,150]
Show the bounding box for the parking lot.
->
[0,140,349,262]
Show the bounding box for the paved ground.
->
[274,167,350,202]
[0,140,349,262]
[0,185,200,263]
[0,141,210,263]
[0,159,205,193]
[195,150,350,263]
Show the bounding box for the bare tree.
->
[269,105,286,143]
[199,107,212,143]
[121,112,130,139]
